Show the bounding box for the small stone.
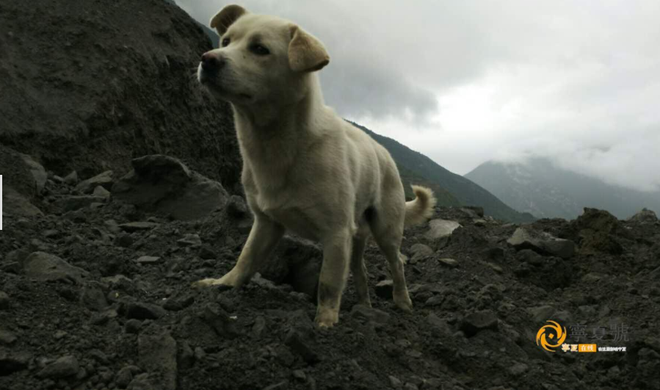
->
[43,229,61,239]
[126,302,167,320]
[163,293,195,311]
[410,243,433,263]
[177,234,202,247]
[486,262,503,273]
[292,369,306,381]
[136,256,161,264]
[459,310,499,337]
[350,305,391,326]
[64,171,78,185]
[252,316,267,339]
[38,355,80,379]
[0,291,9,310]
[81,285,108,311]
[55,195,107,212]
[138,329,177,390]
[0,350,31,375]
[125,319,142,334]
[116,366,134,388]
[425,219,461,240]
[0,329,17,345]
[198,245,217,260]
[75,170,113,194]
[198,303,238,338]
[226,195,248,218]
[119,222,160,232]
[285,329,319,364]
[509,362,528,376]
[23,252,88,284]
[92,186,111,198]
[90,309,118,326]
[375,280,394,299]
[438,258,458,268]
[527,305,556,323]
[389,375,403,389]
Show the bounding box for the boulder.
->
[628,208,658,224]
[75,170,114,193]
[507,227,575,259]
[23,252,88,284]
[425,219,461,240]
[112,155,228,221]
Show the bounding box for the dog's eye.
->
[222,38,230,47]
[250,44,270,56]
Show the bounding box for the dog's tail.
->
[404,185,437,227]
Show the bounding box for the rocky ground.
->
[2,154,660,390]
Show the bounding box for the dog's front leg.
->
[315,229,352,328]
[193,215,285,288]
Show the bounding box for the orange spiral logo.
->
[536,320,567,352]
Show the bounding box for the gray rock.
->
[425,219,461,240]
[198,303,238,338]
[116,366,135,388]
[138,329,177,390]
[285,329,319,364]
[410,243,433,263]
[136,256,161,264]
[527,305,556,323]
[0,349,31,375]
[112,155,228,221]
[628,208,658,224]
[127,373,157,390]
[2,186,43,216]
[507,227,575,259]
[163,293,195,311]
[119,222,160,232]
[19,154,47,194]
[177,234,202,247]
[37,355,79,379]
[0,291,9,310]
[459,310,499,336]
[0,329,17,345]
[427,313,452,334]
[509,362,529,376]
[225,195,248,218]
[81,285,108,311]
[55,195,106,212]
[23,252,88,284]
[350,304,391,326]
[75,170,113,194]
[64,171,79,185]
[438,258,458,268]
[126,302,167,320]
[92,185,111,198]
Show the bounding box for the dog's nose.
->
[201,52,223,71]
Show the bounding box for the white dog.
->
[194,4,436,328]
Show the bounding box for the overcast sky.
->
[177,0,660,192]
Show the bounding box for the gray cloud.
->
[176,0,660,193]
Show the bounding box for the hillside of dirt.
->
[1,154,659,390]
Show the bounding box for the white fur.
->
[194,5,436,328]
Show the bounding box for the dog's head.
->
[197,5,330,106]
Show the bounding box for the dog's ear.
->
[210,4,247,36]
[288,25,330,72]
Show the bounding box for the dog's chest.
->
[260,201,320,241]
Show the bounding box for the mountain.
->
[349,122,536,223]
[465,157,660,220]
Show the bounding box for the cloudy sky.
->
[177,0,660,192]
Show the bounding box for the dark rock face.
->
[112,155,228,221]
[0,0,241,193]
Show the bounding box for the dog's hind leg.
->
[316,228,352,328]
[192,214,284,288]
[368,205,413,312]
[350,233,371,307]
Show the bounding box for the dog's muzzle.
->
[200,52,224,73]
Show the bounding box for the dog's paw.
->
[314,310,339,329]
[191,278,224,288]
[394,296,414,313]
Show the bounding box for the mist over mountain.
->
[351,122,536,223]
[465,157,660,220]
